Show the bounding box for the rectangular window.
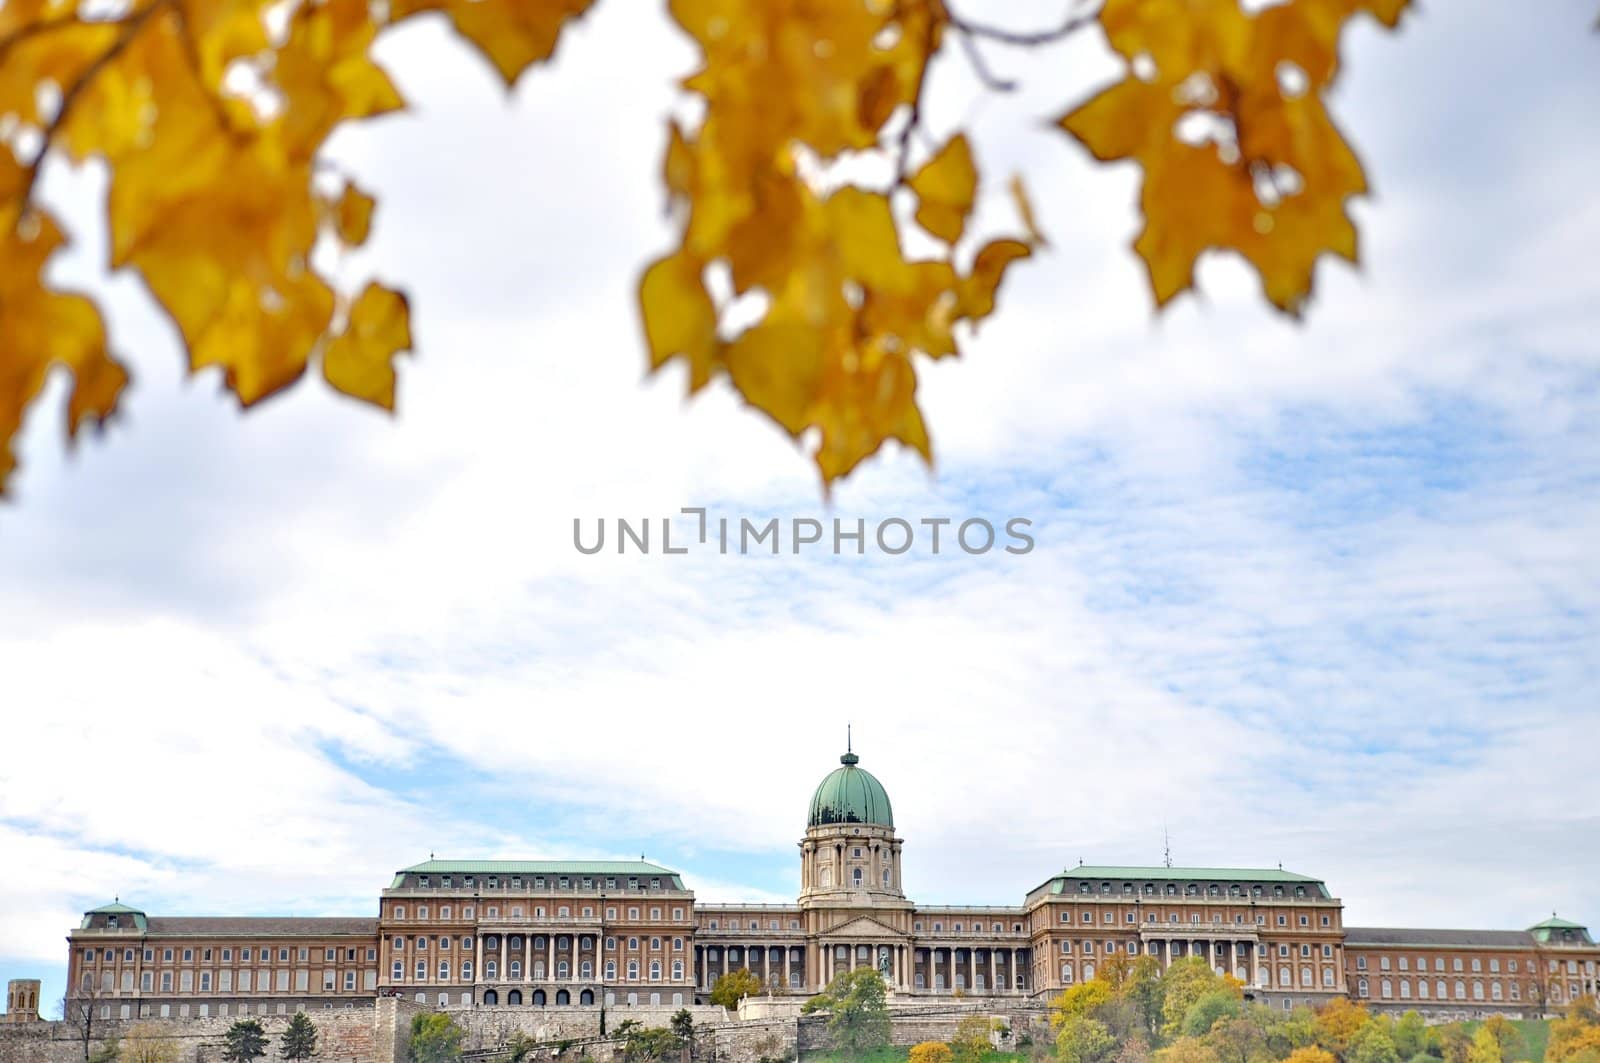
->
[294,970,309,992]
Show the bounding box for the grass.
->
[1450,1018,1551,1063]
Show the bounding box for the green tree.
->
[911,1043,955,1063]
[1204,1016,1265,1063]
[801,968,890,1056]
[670,1009,694,1044]
[951,1015,992,1063]
[1349,1022,1400,1063]
[1126,957,1167,1040]
[1182,991,1242,1038]
[1161,960,1236,1038]
[1392,1013,1427,1060]
[710,969,763,1010]
[620,1026,682,1062]
[280,1013,318,1062]
[503,1033,537,1063]
[1054,982,1116,1027]
[408,1013,464,1063]
[1057,1015,1118,1063]
[222,1020,270,1063]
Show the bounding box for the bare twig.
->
[0,10,141,67]
[892,6,942,190]
[944,3,1100,47]
[955,31,1018,92]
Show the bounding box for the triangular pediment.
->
[818,914,908,940]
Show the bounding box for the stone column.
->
[989,950,997,994]
[475,935,484,991]
[547,937,555,982]
[967,948,975,992]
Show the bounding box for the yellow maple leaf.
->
[390,0,595,88]
[324,282,412,408]
[1061,0,1407,314]
[0,200,127,489]
[910,133,978,245]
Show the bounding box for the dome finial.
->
[841,724,859,766]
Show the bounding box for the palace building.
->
[56,747,1599,1023]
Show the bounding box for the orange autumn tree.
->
[2,0,1415,493]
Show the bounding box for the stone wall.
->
[0,998,1051,1063]
[0,1006,384,1063]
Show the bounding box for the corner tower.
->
[799,742,906,906]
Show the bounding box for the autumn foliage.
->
[0,0,1420,493]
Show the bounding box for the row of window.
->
[1056,910,1333,929]
[1357,977,1593,1003]
[911,920,1027,934]
[389,903,686,921]
[82,969,377,994]
[703,918,804,931]
[391,935,685,952]
[1073,882,1315,899]
[94,1002,366,1021]
[82,946,374,965]
[1356,955,1597,975]
[408,874,673,891]
[1055,940,1334,958]
[389,958,686,982]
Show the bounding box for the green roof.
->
[808,751,894,829]
[81,902,147,931]
[1529,915,1591,944]
[392,859,686,889]
[1058,865,1323,883]
[1032,865,1328,898]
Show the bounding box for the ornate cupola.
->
[799,735,906,907]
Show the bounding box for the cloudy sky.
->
[2,0,1597,1017]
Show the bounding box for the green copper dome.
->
[808,750,894,828]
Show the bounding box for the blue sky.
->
[2,0,1598,1021]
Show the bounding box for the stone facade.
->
[1,984,40,1026]
[37,746,1600,1027]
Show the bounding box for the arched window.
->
[1437,980,1447,999]
[853,868,863,887]
[509,961,521,979]
[628,961,639,980]
[580,989,594,1005]
[1380,979,1392,999]
[483,989,498,1005]
[507,989,522,1006]
[1061,963,1074,983]
[486,960,498,979]
[1473,983,1485,1000]
[1455,980,1466,999]
[820,867,832,887]
[650,961,662,980]
[673,960,684,979]
[533,990,546,1006]
[439,961,450,980]
[580,961,593,979]
[1357,978,1369,997]
[556,990,570,1005]
[605,961,616,979]
[557,962,569,979]
[462,961,472,981]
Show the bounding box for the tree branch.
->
[943,3,1101,47]
[10,0,172,228]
